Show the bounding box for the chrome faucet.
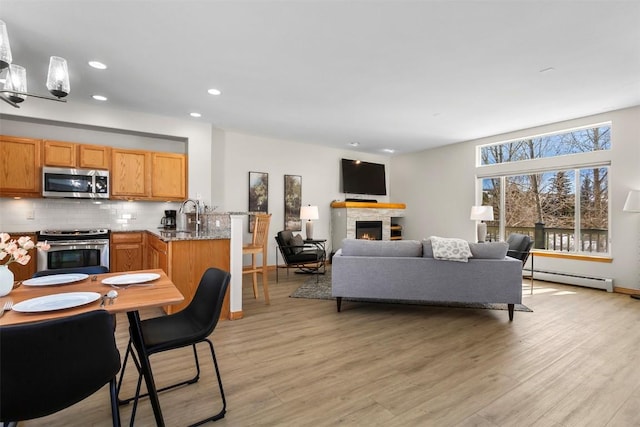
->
[180,198,201,232]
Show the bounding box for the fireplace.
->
[356,221,382,240]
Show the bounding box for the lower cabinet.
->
[143,233,230,318]
[110,232,144,272]
[145,233,168,272]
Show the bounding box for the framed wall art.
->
[284,174,302,231]
[248,171,269,232]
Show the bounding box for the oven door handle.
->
[44,240,109,247]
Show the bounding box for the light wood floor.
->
[17,268,640,426]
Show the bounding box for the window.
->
[478,123,611,255]
[480,124,611,166]
[481,167,609,254]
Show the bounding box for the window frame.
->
[475,122,612,256]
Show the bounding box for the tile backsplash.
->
[0,198,183,233]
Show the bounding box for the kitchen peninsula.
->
[111,212,248,319]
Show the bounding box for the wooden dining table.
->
[0,268,184,427]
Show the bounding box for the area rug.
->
[290,272,532,312]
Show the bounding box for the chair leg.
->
[262,253,270,304]
[188,339,226,427]
[109,378,122,427]
[251,254,259,299]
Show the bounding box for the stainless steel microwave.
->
[42,167,110,199]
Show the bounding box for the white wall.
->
[218,130,390,264]
[390,106,640,291]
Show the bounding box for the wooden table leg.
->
[126,311,165,427]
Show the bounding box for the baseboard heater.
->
[524,269,614,293]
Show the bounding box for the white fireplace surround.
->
[331,202,406,252]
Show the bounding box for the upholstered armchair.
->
[274,230,326,283]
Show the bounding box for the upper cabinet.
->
[1,135,187,200]
[44,140,110,169]
[151,152,187,200]
[111,148,151,199]
[79,144,110,169]
[0,136,42,198]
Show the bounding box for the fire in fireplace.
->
[356,221,382,240]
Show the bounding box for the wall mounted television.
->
[341,158,387,196]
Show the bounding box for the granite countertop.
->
[146,228,231,242]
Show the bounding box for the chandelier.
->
[0,20,70,108]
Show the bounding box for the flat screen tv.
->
[341,158,387,196]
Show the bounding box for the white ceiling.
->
[2,1,639,154]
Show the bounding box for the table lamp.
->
[300,205,319,240]
[470,205,494,243]
[623,190,640,300]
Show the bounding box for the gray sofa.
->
[331,238,523,320]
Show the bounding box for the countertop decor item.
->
[0,233,50,296]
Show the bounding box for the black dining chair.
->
[117,267,231,426]
[32,265,110,277]
[0,310,121,426]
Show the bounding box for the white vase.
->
[0,265,14,297]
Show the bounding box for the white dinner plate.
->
[101,273,160,286]
[12,292,101,313]
[22,273,90,286]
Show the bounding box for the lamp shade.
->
[299,205,319,220]
[46,56,70,98]
[623,190,640,212]
[0,20,12,70]
[470,205,494,221]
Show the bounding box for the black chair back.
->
[33,265,110,277]
[275,230,295,261]
[0,310,121,424]
[506,233,534,265]
[186,267,231,339]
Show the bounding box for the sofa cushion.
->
[422,239,434,258]
[469,242,509,259]
[429,236,472,262]
[341,239,422,257]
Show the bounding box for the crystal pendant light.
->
[0,20,11,70]
[46,56,70,98]
[5,64,26,103]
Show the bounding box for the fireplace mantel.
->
[330,201,406,209]
[330,201,407,253]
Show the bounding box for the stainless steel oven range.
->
[36,229,110,272]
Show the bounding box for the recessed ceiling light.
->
[190,112,202,118]
[382,148,395,153]
[349,142,360,147]
[92,95,107,101]
[207,88,222,96]
[88,61,107,70]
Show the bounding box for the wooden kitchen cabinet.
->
[146,232,168,273]
[0,136,42,198]
[151,152,187,200]
[43,140,76,167]
[166,239,230,315]
[110,232,144,272]
[79,144,110,169]
[111,148,151,199]
[44,140,110,169]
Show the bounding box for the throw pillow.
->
[291,234,305,254]
[468,242,509,259]
[429,236,472,262]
